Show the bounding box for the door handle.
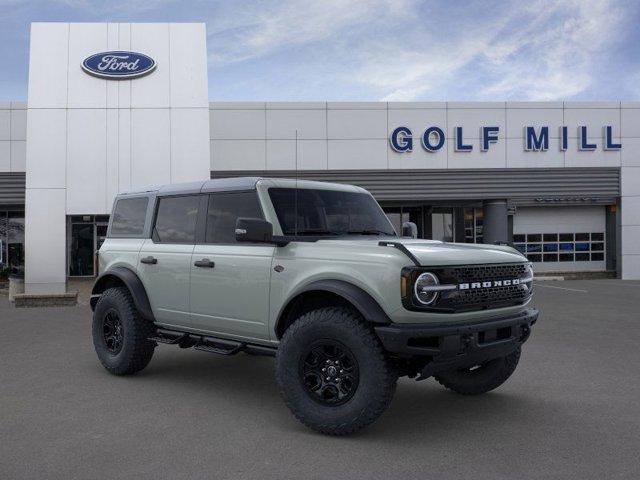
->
[194,258,215,268]
[140,256,158,265]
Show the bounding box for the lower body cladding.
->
[374,308,539,380]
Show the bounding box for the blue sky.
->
[1,0,638,101]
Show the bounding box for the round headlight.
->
[414,272,440,305]
[523,263,534,293]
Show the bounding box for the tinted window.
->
[205,192,263,244]
[154,195,200,243]
[110,197,148,236]
[268,188,395,236]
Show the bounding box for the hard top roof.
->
[116,177,365,197]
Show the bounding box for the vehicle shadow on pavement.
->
[373,383,539,438]
[111,348,543,440]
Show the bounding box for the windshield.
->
[268,188,396,237]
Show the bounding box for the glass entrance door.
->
[431,207,454,242]
[69,223,95,276]
[68,215,111,277]
[96,223,108,252]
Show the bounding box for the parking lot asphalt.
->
[1,279,639,480]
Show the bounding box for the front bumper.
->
[374,308,539,379]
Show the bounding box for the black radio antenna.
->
[294,129,298,237]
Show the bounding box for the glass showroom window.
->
[513,232,605,263]
[431,207,454,242]
[0,210,25,277]
[383,205,425,238]
[463,208,484,244]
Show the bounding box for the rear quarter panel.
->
[98,238,146,277]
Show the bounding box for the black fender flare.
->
[276,279,391,336]
[90,266,155,322]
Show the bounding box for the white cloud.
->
[367,0,625,101]
[207,0,412,64]
[207,0,626,101]
[0,0,632,101]
[476,0,624,100]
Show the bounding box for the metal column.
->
[483,200,508,244]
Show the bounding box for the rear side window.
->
[153,195,200,244]
[205,192,263,244]
[110,197,148,236]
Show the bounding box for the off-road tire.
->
[276,307,397,435]
[92,287,156,375]
[434,347,521,395]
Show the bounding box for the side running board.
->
[149,328,277,357]
[378,241,421,266]
[195,343,243,356]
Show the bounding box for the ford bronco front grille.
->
[402,262,533,313]
[437,263,532,312]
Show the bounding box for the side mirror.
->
[402,221,418,239]
[235,218,274,243]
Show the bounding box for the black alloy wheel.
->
[102,309,124,354]
[300,340,359,406]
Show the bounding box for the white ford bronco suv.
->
[91,177,538,435]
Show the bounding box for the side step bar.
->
[149,328,277,357]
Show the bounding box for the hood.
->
[319,237,527,266]
[396,239,526,266]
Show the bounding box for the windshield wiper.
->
[347,229,395,236]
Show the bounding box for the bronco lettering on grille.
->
[459,278,521,290]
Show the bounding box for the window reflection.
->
[513,231,606,263]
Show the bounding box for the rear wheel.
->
[92,287,155,375]
[276,307,397,435]
[434,347,521,395]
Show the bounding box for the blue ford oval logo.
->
[82,51,156,80]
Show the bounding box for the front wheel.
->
[92,287,156,375]
[434,347,521,395]
[276,307,397,436]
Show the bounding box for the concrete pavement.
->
[1,279,639,479]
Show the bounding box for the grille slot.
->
[451,264,527,283]
[451,285,528,306]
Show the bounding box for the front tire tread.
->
[276,307,397,436]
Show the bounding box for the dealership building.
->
[1,22,639,295]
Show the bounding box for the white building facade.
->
[0,22,639,294]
